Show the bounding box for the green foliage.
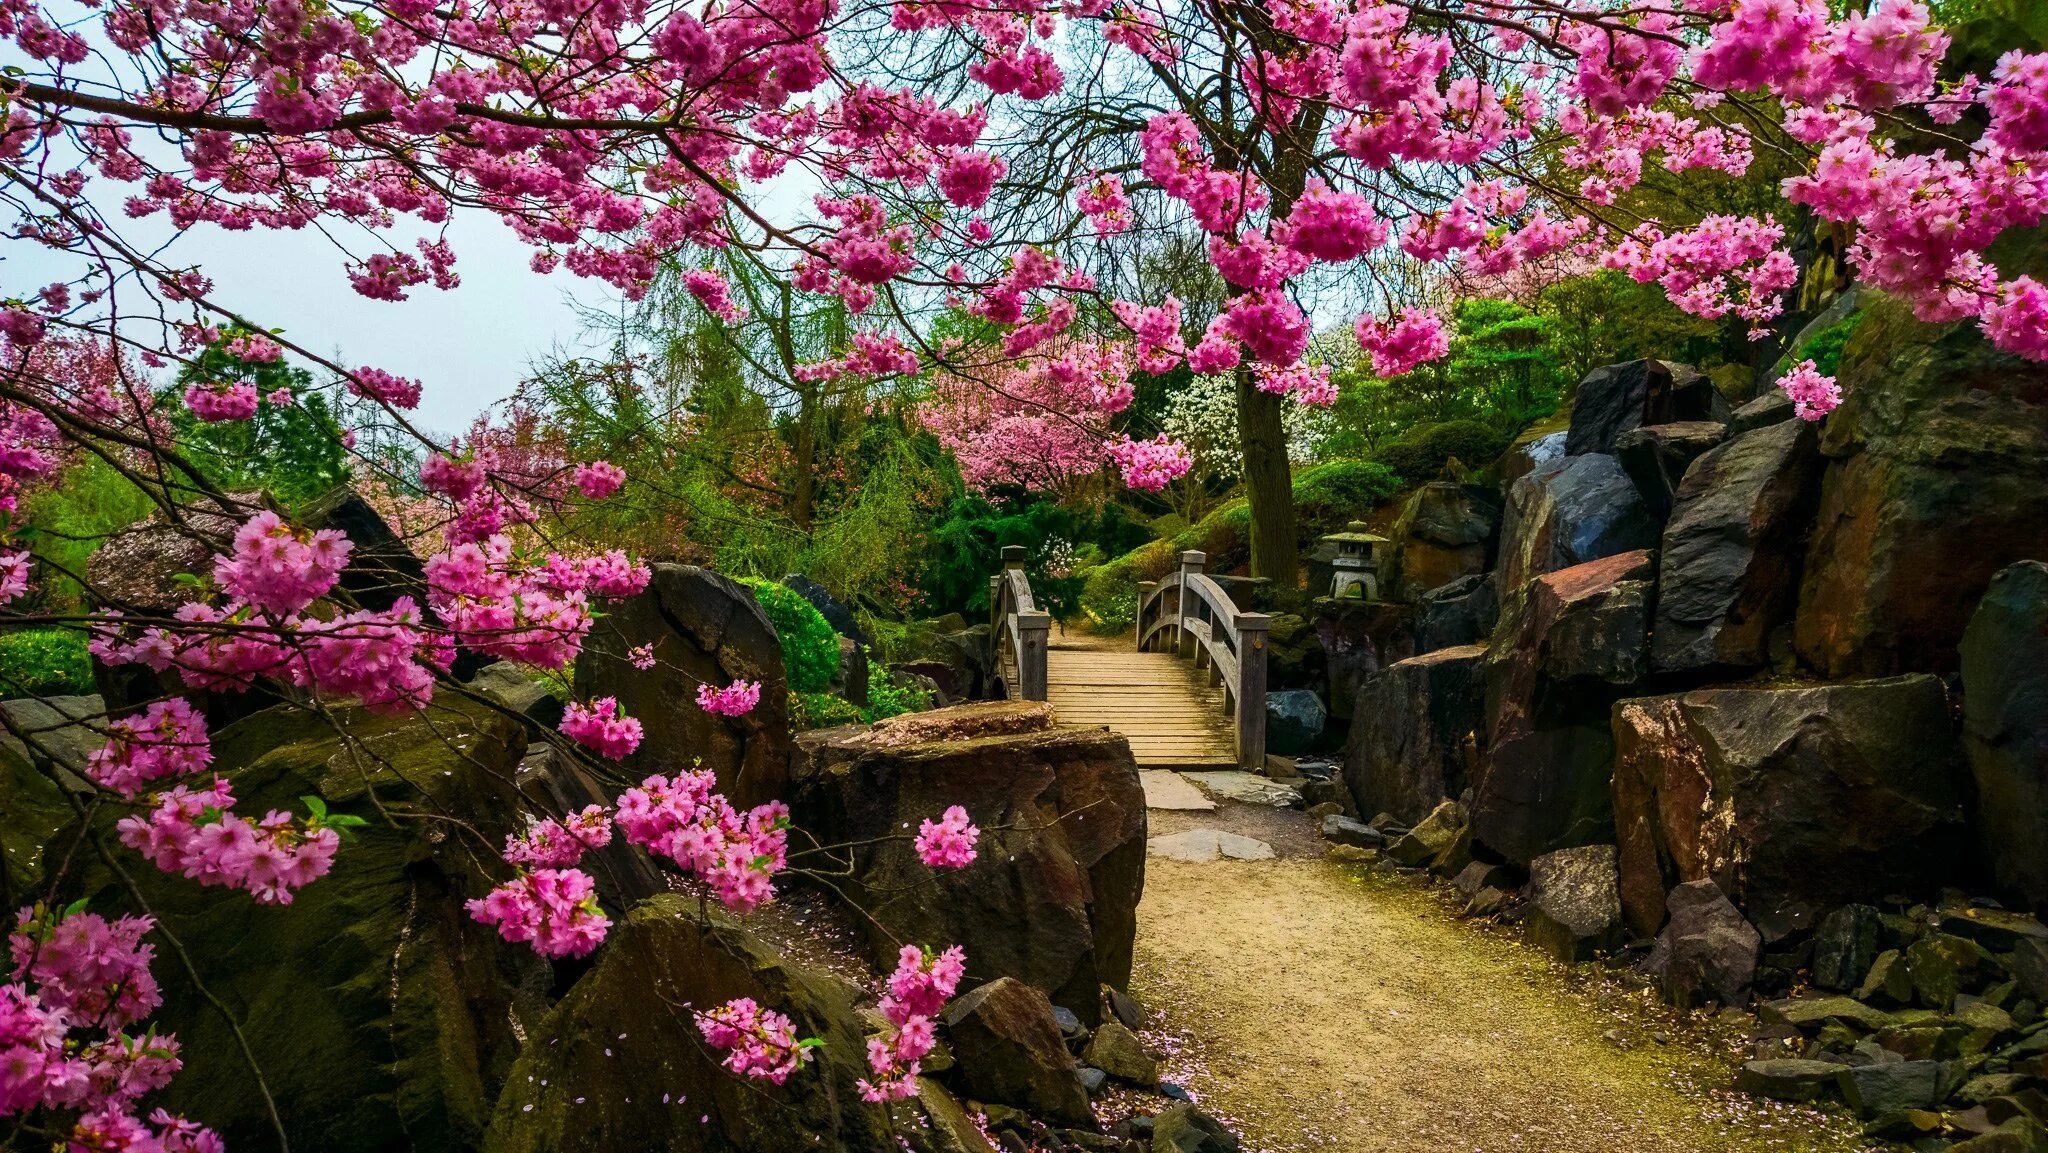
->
[859,670,933,723]
[738,578,840,693]
[1793,310,1865,377]
[1293,460,1403,538]
[791,691,862,731]
[917,490,1152,621]
[1369,420,1511,485]
[0,629,94,696]
[168,328,350,504]
[15,456,155,612]
[1075,500,1254,632]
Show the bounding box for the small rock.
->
[2011,939,2048,1004]
[1642,879,1760,1009]
[1907,933,1989,1010]
[1861,1109,1947,1142]
[1139,771,1218,812]
[1052,1005,1084,1039]
[1319,813,1384,849]
[1524,844,1624,963]
[1760,995,1895,1032]
[1104,986,1147,1032]
[1076,1067,1107,1096]
[1191,771,1302,809]
[1942,909,2048,953]
[1082,1022,1159,1087]
[1151,1103,1239,1153]
[1837,1059,1947,1118]
[1465,887,1510,918]
[1857,950,1916,1006]
[1328,845,1380,865]
[1951,1117,2048,1153]
[1388,799,1465,868]
[1158,1082,1191,1101]
[1736,1059,1848,1103]
[1961,1075,2033,1105]
[1306,801,1343,820]
[1813,905,1885,992]
[943,978,1094,1126]
[1453,861,1512,899]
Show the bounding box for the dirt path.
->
[1128,800,1869,1153]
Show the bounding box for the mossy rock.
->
[0,694,101,904]
[483,894,904,1153]
[70,698,546,1153]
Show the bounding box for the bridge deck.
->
[1040,630,1236,768]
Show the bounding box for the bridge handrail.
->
[1133,550,1270,769]
[987,545,1049,701]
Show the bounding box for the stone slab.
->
[1189,771,1302,808]
[1140,770,1217,812]
[1147,829,1276,862]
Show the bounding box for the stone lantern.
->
[1323,521,1388,601]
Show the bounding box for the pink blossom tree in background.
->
[1,0,2047,1142]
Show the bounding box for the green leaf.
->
[300,794,328,820]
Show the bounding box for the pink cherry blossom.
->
[698,998,812,1082]
[1355,308,1451,378]
[85,698,212,798]
[914,806,980,868]
[465,868,610,959]
[697,680,762,717]
[1778,359,1843,422]
[559,698,643,759]
[572,461,627,500]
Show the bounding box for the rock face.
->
[514,744,667,911]
[485,895,901,1153]
[1615,421,1727,522]
[1342,645,1484,827]
[1525,845,1624,963]
[1961,561,2048,915]
[1811,904,1885,992]
[1565,360,1727,457]
[1316,599,1417,721]
[1265,689,1327,755]
[1474,550,1654,865]
[1415,573,1499,653]
[943,977,1093,1126]
[1795,292,2048,679]
[1497,454,1659,595]
[1610,677,1967,940]
[78,700,548,1153]
[1640,879,1760,1008]
[790,702,1146,1025]
[574,563,791,807]
[1651,419,1824,674]
[1387,482,1501,602]
[0,695,100,902]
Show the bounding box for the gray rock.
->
[1387,482,1501,603]
[1466,887,1510,918]
[1319,813,1383,849]
[1951,1118,2048,1153]
[1736,1059,1849,1103]
[2009,938,2048,1004]
[1651,418,1824,674]
[1525,845,1624,963]
[1939,907,2048,952]
[1812,905,1885,992]
[0,694,101,899]
[1388,799,1465,868]
[1497,453,1659,595]
[1760,996,1896,1032]
[1148,830,1275,863]
[1342,645,1484,827]
[1151,1103,1239,1153]
[1641,880,1760,1008]
[1453,861,1512,900]
[1962,561,2048,917]
[943,978,1094,1126]
[469,661,565,727]
[1076,1066,1107,1096]
[1415,572,1499,653]
[1566,359,1726,457]
[1105,986,1147,1031]
[1265,690,1327,757]
[1837,1060,1948,1118]
[1728,389,1795,435]
[1615,421,1726,522]
[1193,771,1302,808]
[1082,1021,1158,1086]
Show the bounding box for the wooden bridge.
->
[989,546,1269,769]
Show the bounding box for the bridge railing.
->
[1135,550,1271,769]
[988,545,1050,701]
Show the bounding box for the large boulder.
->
[1313,599,1417,721]
[1474,550,1653,865]
[514,744,667,911]
[1610,677,1967,940]
[1265,689,1327,755]
[1640,879,1760,1008]
[73,699,548,1152]
[1615,421,1727,522]
[0,695,101,903]
[1651,419,1824,674]
[1342,645,1484,827]
[942,977,1093,1126]
[1525,844,1624,963]
[574,563,790,807]
[1565,360,1727,457]
[789,702,1146,1026]
[1795,292,2048,679]
[1496,454,1659,595]
[1414,572,1499,654]
[1387,481,1501,602]
[1962,561,2048,915]
[484,895,903,1153]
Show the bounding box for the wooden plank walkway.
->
[1040,628,1236,768]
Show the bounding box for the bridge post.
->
[988,575,1002,632]
[1176,550,1205,662]
[1233,611,1270,770]
[1135,580,1157,650]
[1017,609,1050,701]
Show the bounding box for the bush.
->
[739,578,839,693]
[1369,420,1511,484]
[0,629,95,697]
[1795,309,1864,377]
[1293,459,1403,539]
[791,691,862,730]
[860,670,934,723]
[1075,500,1252,632]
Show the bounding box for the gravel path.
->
[1129,801,1871,1153]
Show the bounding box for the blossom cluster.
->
[858,945,966,1102]
[1355,309,1452,379]
[697,680,762,717]
[698,998,813,1083]
[116,779,343,905]
[559,697,645,760]
[84,699,212,798]
[913,806,981,868]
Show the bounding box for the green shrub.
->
[1794,309,1864,377]
[860,670,934,723]
[791,691,861,730]
[1369,420,1511,484]
[0,629,95,697]
[1075,500,1253,632]
[739,578,840,693]
[1294,459,1403,539]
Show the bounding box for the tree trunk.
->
[1234,367,1298,588]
